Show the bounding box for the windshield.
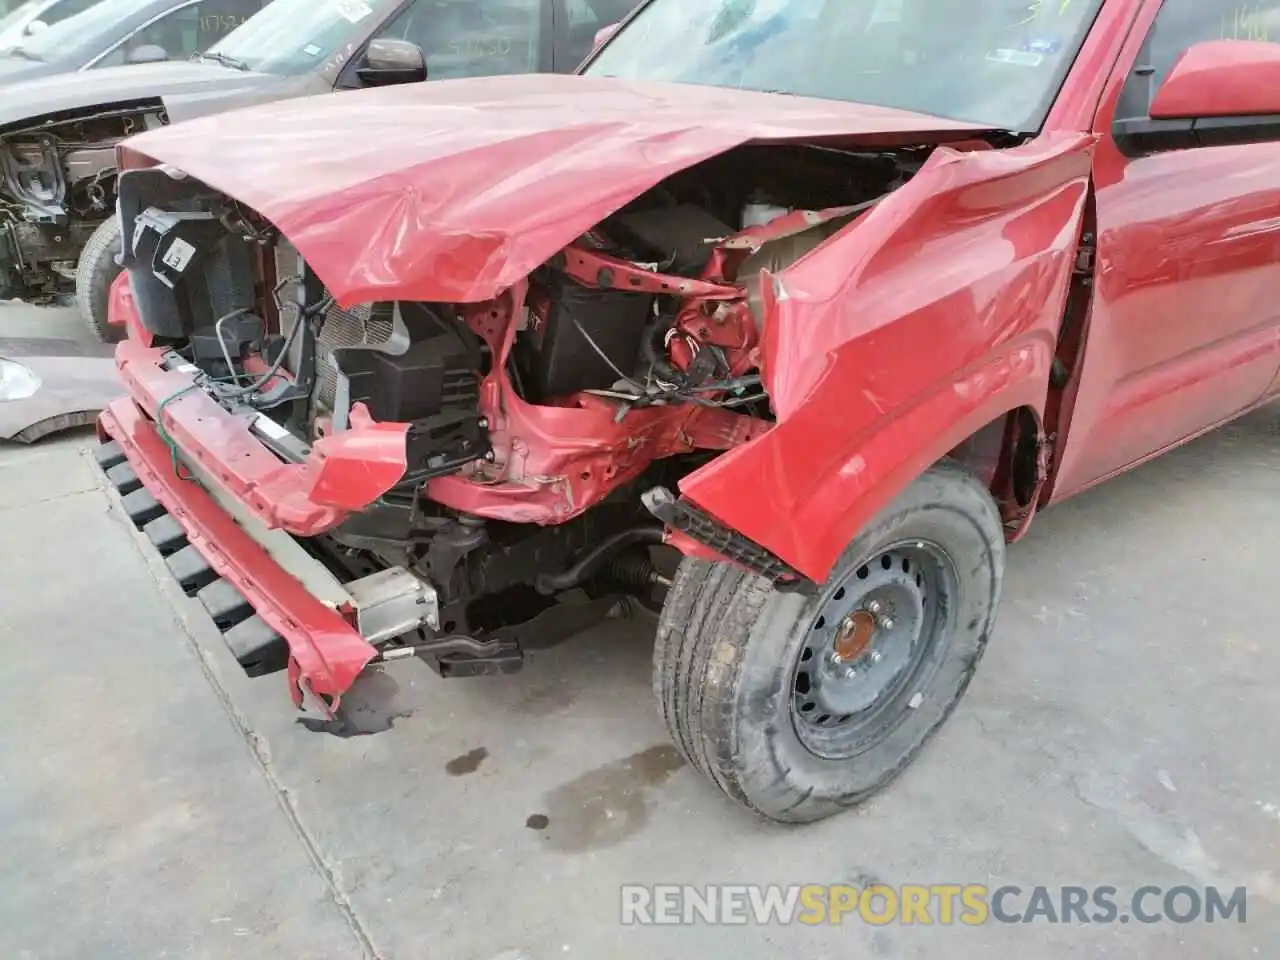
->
[16,0,138,60]
[585,0,1106,132]
[207,0,395,76]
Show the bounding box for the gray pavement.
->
[1,301,1278,959]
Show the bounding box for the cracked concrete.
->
[1,302,1278,958]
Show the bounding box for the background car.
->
[0,0,639,338]
[0,0,271,85]
[0,0,102,52]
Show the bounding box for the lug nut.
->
[869,650,883,664]
[879,617,895,631]
[867,600,882,615]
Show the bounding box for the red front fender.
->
[680,133,1097,583]
[110,271,152,346]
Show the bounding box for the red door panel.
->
[1050,0,1280,500]
[1052,142,1280,496]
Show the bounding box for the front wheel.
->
[76,216,125,343]
[652,460,1005,823]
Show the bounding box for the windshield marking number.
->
[202,15,247,33]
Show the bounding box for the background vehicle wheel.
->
[653,460,1005,823]
[76,217,125,343]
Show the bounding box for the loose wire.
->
[154,383,201,480]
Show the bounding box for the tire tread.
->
[76,217,124,344]
[652,459,1004,822]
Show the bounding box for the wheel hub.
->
[792,545,944,748]
[833,609,877,663]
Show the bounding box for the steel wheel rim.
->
[790,539,957,760]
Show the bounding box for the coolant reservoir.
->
[741,198,791,229]
[738,221,849,331]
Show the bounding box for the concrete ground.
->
[1,301,1277,959]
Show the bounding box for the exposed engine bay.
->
[0,101,165,301]
[516,144,909,410]
[114,141,931,677]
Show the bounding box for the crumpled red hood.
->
[119,73,989,305]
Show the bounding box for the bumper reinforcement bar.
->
[97,398,378,715]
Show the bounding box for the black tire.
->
[653,460,1005,823]
[76,216,125,343]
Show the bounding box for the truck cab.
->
[90,0,1280,823]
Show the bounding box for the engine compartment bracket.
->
[642,486,812,591]
[346,566,440,644]
[555,244,742,299]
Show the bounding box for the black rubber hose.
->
[642,318,685,386]
[535,527,665,594]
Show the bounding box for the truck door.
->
[1050,0,1280,498]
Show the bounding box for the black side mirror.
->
[126,44,169,65]
[357,38,427,86]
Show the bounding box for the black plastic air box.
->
[517,273,652,401]
[611,204,734,275]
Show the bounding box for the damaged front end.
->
[98,135,948,710]
[0,101,165,301]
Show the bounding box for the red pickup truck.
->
[93,0,1280,822]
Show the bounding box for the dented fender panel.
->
[681,133,1098,582]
